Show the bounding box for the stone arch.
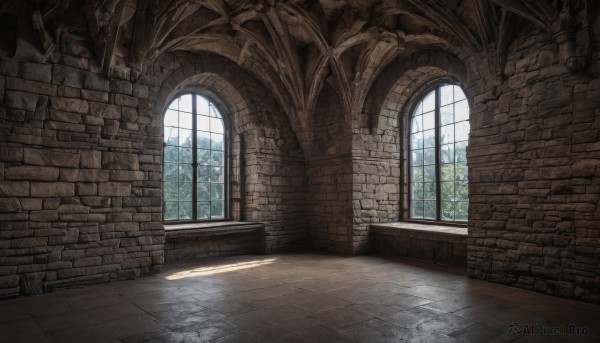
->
[151,52,307,251]
[364,49,476,134]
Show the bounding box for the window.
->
[163,93,226,222]
[409,84,469,222]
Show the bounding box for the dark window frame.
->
[407,83,469,224]
[162,92,229,224]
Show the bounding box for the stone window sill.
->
[164,221,265,239]
[371,222,467,243]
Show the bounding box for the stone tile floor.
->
[1,252,599,342]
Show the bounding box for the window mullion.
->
[435,86,442,221]
[192,94,198,220]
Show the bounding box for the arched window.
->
[163,93,226,222]
[409,84,469,222]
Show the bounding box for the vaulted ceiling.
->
[0,0,596,133]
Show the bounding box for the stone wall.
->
[305,85,353,253]
[0,55,164,296]
[467,25,600,303]
[0,45,307,297]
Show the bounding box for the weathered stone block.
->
[98,182,132,196]
[5,166,59,181]
[115,94,138,107]
[60,169,109,182]
[30,182,74,197]
[24,148,80,168]
[21,62,52,83]
[5,91,38,111]
[0,197,21,213]
[84,73,110,91]
[80,150,102,169]
[0,181,29,196]
[51,97,89,114]
[89,102,120,119]
[109,170,144,181]
[102,152,139,170]
[0,147,23,162]
[30,210,59,221]
[76,182,97,196]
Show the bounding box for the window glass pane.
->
[411,166,423,182]
[410,132,423,150]
[198,115,210,131]
[211,201,224,219]
[179,147,192,164]
[212,134,224,150]
[455,100,469,122]
[168,99,178,111]
[210,104,222,119]
[423,148,435,166]
[411,182,423,200]
[412,115,422,132]
[411,201,424,218]
[211,184,224,201]
[456,163,468,181]
[455,182,468,201]
[424,200,436,219]
[211,167,224,183]
[423,129,435,148]
[164,163,178,182]
[164,127,178,145]
[441,124,454,145]
[179,111,192,129]
[164,202,178,220]
[197,166,209,183]
[422,91,435,112]
[198,183,210,201]
[197,130,210,149]
[179,182,192,201]
[211,117,224,134]
[441,164,455,182]
[179,94,193,113]
[455,202,468,221]
[211,151,224,166]
[455,121,470,142]
[441,144,454,164]
[178,201,192,219]
[424,165,436,182]
[440,105,453,126]
[423,111,435,131]
[196,95,210,115]
[197,202,210,219]
[411,150,423,166]
[163,182,178,202]
[179,164,192,183]
[423,182,436,200]
[441,201,455,221]
[454,85,466,102]
[440,84,454,106]
[164,109,178,128]
[455,141,468,162]
[197,149,211,165]
[441,182,454,200]
[164,146,178,163]
[179,129,192,147]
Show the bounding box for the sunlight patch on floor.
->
[164,258,278,280]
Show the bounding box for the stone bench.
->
[164,222,265,262]
[371,222,468,267]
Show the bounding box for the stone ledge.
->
[164,221,265,239]
[371,222,468,244]
[371,222,468,267]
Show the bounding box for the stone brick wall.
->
[305,85,354,253]
[468,25,600,303]
[0,48,307,297]
[0,55,164,296]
